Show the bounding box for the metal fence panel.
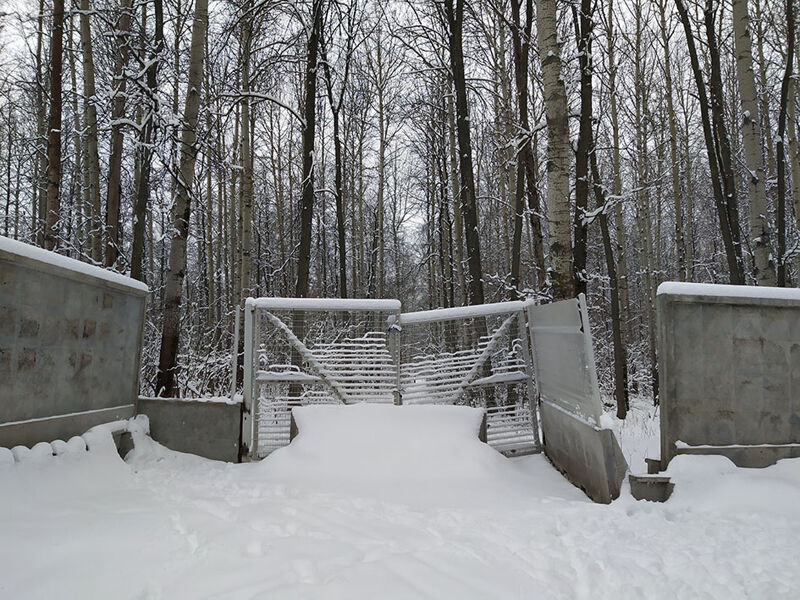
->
[395,304,540,454]
[527,294,602,425]
[244,298,401,457]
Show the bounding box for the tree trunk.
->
[732,0,775,285]
[536,0,572,299]
[776,0,795,286]
[320,30,353,299]
[446,84,467,305]
[509,0,546,295]
[104,0,133,267]
[131,0,164,281]
[155,0,208,396]
[376,53,386,299]
[607,0,631,351]
[657,0,686,281]
[445,0,484,305]
[67,14,83,252]
[704,0,744,282]
[572,0,593,298]
[240,10,253,300]
[676,0,744,284]
[78,0,102,263]
[790,47,800,275]
[590,154,628,418]
[44,0,65,251]
[34,0,46,244]
[295,0,323,298]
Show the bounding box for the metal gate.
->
[243,298,540,458]
[394,302,540,454]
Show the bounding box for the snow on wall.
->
[657,281,800,301]
[0,235,148,294]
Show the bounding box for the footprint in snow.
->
[292,558,317,584]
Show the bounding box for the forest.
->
[0,0,796,416]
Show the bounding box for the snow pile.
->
[666,454,800,516]
[0,419,134,464]
[0,429,186,600]
[258,403,540,506]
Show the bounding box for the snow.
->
[0,235,149,294]
[666,454,800,516]
[138,395,243,405]
[0,403,135,427]
[1,406,799,599]
[676,440,800,449]
[657,280,800,301]
[607,395,661,475]
[395,300,525,325]
[256,404,537,506]
[246,296,401,312]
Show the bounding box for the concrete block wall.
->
[0,237,147,448]
[658,283,800,468]
[136,398,242,462]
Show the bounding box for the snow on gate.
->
[243,298,540,458]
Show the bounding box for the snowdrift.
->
[2,410,800,599]
[257,403,549,506]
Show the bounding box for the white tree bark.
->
[536,0,572,299]
[732,0,775,285]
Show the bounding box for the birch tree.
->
[536,0,572,299]
[732,0,775,285]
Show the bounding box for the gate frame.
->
[393,301,540,449]
[243,297,402,457]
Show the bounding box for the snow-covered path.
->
[1,404,799,599]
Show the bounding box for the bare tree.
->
[44,0,65,251]
[104,0,133,267]
[536,0,572,299]
[295,0,324,299]
[732,0,775,285]
[444,0,484,305]
[156,0,209,395]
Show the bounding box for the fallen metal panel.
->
[527,295,602,424]
[529,295,627,502]
[539,400,626,503]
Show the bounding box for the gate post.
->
[517,309,541,448]
[243,302,256,456]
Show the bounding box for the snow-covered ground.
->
[1,403,799,599]
[609,394,662,474]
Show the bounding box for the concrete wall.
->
[0,238,147,448]
[136,398,242,462]
[658,283,800,468]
